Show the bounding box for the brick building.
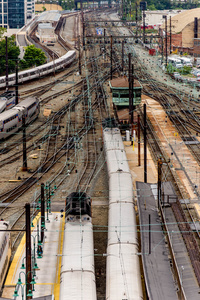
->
[160,8,200,56]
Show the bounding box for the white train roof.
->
[108,202,137,245]
[109,173,133,204]
[106,150,130,174]
[14,97,38,109]
[60,272,97,300]
[106,244,143,300]
[0,108,20,120]
[103,127,124,151]
[0,50,76,81]
[61,222,95,271]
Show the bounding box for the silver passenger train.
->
[0,96,39,140]
[0,50,76,88]
[60,192,97,300]
[0,220,11,292]
[0,91,16,113]
[103,126,143,300]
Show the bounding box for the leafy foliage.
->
[166,63,192,75]
[180,66,192,75]
[20,45,46,69]
[0,35,20,75]
[59,0,74,10]
[0,27,7,39]
[144,0,200,10]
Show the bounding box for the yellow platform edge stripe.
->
[5,213,42,285]
[53,212,65,300]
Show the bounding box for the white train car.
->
[0,50,76,88]
[13,96,40,124]
[103,127,143,300]
[0,96,39,140]
[60,192,97,300]
[0,220,11,292]
[0,91,16,113]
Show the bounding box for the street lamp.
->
[20,257,26,270]
[31,235,39,274]
[14,271,36,299]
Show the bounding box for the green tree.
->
[0,35,20,75]
[60,0,74,10]
[0,27,7,39]
[20,45,46,69]
[181,66,192,75]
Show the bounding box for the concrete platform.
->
[2,212,64,300]
[136,181,178,300]
[123,95,200,299]
[142,96,200,201]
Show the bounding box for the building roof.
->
[110,77,141,88]
[161,8,200,33]
[37,11,61,23]
[38,23,53,29]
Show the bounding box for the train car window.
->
[30,72,35,75]
[120,94,129,98]
[135,90,141,97]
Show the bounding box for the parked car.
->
[172,72,182,81]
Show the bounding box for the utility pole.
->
[143,9,146,44]
[144,103,147,183]
[41,183,45,243]
[122,40,124,73]
[25,203,32,300]
[157,157,162,209]
[161,36,164,64]
[138,114,141,166]
[22,116,27,171]
[135,3,138,42]
[163,15,168,68]
[110,35,113,80]
[81,0,85,49]
[149,214,151,254]
[140,1,147,43]
[15,60,19,105]
[5,36,8,91]
[53,53,55,77]
[128,53,132,124]
[170,16,172,54]
[104,28,106,50]
[131,64,134,125]
[78,35,81,75]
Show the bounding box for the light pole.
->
[180,265,184,288]
[163,15,168,68]
[31,235,39,275]
[13,271,36,300]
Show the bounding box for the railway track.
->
[101,15,200,291]
[0,15,113,269]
